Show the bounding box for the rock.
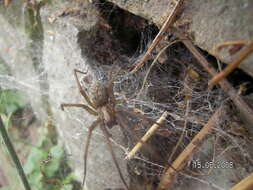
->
[107,0,253,77]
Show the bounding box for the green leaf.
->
[60,184,73,190]
[0,112,13,129]
[24,147,46,174]
[44,145,64,177]
[0,89,28,115]
[50,145,64,159]
[28,170,43,187]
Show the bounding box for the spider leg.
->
[100,124,129,190]
[74,69,96,109]
[82,118,101,187]
[61,103,98,116]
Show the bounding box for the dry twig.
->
[4,0,12,7]
[211,40,246,55]
[171,27,253,133]
[125,111,168,160]
[229,172,253,190]
[157,105,224,190]
[131,0,185,73]
[208,38,253,86]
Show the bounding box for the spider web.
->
[0,1,253,190]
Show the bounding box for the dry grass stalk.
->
[157,105,225,190]
[211,40,246,55]
[125,111,168,160]
[4,0,12,7]
[131,0,185,73]
[229,172,253,190]
[171,27,253,132]
[208,38,253,86]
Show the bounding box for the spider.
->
[61,68,133,189]
[61,68,164,190]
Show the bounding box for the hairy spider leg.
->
[82,118,101,187]
[60,103,97,116]
[74,69,96,109]
[100,123,130,190]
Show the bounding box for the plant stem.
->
[0,116,31,190]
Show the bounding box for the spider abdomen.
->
[90,81,109,108]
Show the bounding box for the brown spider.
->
[61,68,166,190]
[61,68,131,189]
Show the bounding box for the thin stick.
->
[157,106,224,190]
[117,108,167,164]
[131,0,185,73]
[4,0,12,7]
[0,116,32,190]
[211,40,246,54]
[125,111,168,160]
[171,27,253,132]
[229,172,253,190]
[208,38,253,86]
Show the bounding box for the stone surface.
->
[107,0,253,77]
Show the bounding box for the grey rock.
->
[107,0,253,77]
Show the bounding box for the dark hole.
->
[95,0,158,56]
